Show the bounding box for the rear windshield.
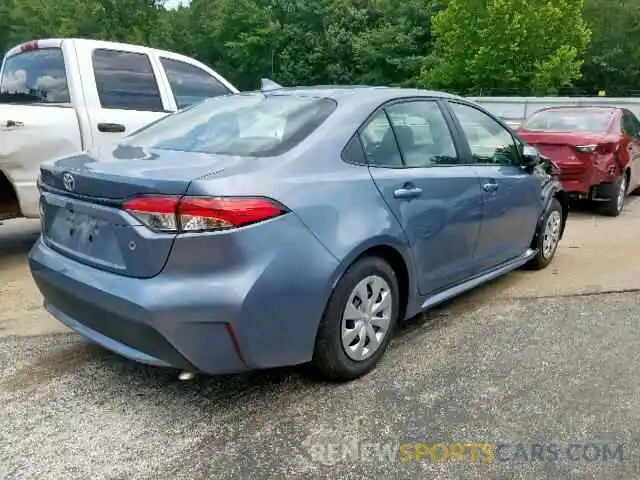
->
[122,94,338,157]
[521,109,613,133]
[0,48,70,104]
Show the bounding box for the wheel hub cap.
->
[542,210,562,259]
[341,275,392,362]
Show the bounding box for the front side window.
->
[92,49,164,112]
[160,57,231,110]
[0,48,70,104]
[450,102,520,166]
[385,101,458,167]
[122,93,337,157]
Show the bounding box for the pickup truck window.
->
[160,57,231,110]
[0,48,70,104]
[92,49,164,112]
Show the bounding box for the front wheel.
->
[526,198,563,270]
[311,256,400,381]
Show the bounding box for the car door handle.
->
[482,181,499,192]
[97,122,126,133]
[393,186,423,199]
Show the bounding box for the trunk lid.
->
[39,145,260,278]
[517,131,619,177]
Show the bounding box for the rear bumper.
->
[28,215,340,375]
[559,153,618,198]
[30,238,245,373]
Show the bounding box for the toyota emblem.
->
[62,173,75,192]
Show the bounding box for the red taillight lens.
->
[575,143,618,155]
[596,142,618,155]
[178,197,285,231]
[123,196,180,232]
[122,196,286,233]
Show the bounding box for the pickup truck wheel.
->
[311,256,399,381]
[526,199,563,270]
[602,175,626,217]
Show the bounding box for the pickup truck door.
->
[0,40,82,218]
[153,53,237,111]
[73,41,176,149]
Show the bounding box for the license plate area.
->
[50,209,109,250]
[42,194,129,269]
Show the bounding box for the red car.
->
[517,106,640,216]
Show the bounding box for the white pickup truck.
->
[0,38,238,221]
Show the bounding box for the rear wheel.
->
[526,198,563,270]
[602,174,626,217]
[311,256,400,381]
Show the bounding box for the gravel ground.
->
[1,199,640,479]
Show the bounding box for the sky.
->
[164,0,190,9]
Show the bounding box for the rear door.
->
[73,42,174,148]
[446,100,542,271]
[156,54,237,111]
[0,40,82,217]
[364,99,485,295]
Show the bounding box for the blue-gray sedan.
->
[29,86,567,381]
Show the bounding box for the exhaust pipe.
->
[178,371,196,381]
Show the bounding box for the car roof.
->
[243,85,465,104]
[534,105,620,113]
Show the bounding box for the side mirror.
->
[521,144,541,167]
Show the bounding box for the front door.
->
[363,99,485,295]
[446,101,542,271]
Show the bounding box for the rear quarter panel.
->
[185,100,420,317]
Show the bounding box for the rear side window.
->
[160,57,231,110]
[0,48,70,104]
[122,94,337,157]
[385,101,458,166]
[359,111,403,167]
[92,49,164,112]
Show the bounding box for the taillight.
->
[122,196,287,233]
[575,143,617,155]
[575,145,597,153]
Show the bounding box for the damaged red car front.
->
[518,106,640,216]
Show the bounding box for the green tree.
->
[421,0,591,95]
[578,0,640,95]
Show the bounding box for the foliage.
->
[0,0,637,96]
[578,0,640,95]
[420,0,591,95]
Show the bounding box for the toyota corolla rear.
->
[518,107,622,199]
[28,92,341,375]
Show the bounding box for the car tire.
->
[311,256,400,381]
[526,198,563,270]
[602,175,627,217]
